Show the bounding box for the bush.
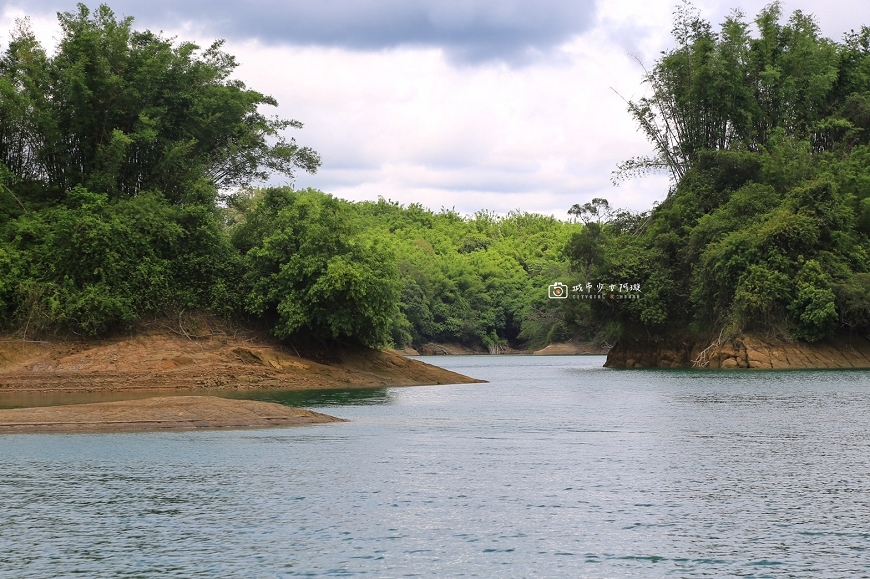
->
[234,188,400,347]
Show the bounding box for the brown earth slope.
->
[0,327,482,394]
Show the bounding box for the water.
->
[3,356,870,577]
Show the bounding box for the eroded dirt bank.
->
[0,328,482,394]
[0,395,343,433]
[605,333,870,369]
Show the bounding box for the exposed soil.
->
[0,322,482,433]
[415,342,529,355]
[0,326,482,394]
[0,395,343,433]
[604,332,870,369]
[412,340,605,356]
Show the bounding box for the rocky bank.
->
[605,333,870,369]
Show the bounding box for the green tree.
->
[0,5,316,337]
[233,188,400,347]
[0,4,319,206]
[615,1,841,189]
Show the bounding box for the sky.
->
[2,0,869,218]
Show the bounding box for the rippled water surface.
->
[3,356,870,577]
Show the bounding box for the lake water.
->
[3,356,870,577]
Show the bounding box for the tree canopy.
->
[0,4,587,351]
[0,4,319,207]
[569,2,870,349]
[12,1,865,354]
[0,4,328,341]
[614,1,853,187]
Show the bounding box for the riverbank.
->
[605,332,870,369]
[0,323,481,432]
[0,324,481,394]
[0,395,343,433]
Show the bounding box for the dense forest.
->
[3,3,870,353]
[0,4,586,350]
[580,2,870,348]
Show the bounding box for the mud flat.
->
[0,395,343,433]
[532,342,608,355]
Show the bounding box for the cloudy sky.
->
[2,0,869,217]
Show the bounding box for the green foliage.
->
[232,189,400,347]
[617,2,846,188]
[834,273,870,329]
[786,260,837,341]
[0,7,311,339]
[16,1,870,353]
[4,187,243,335]
[0,243,19,321]
[0,5,591,351]
[345,198,582,349]
[0,4,319,206]
[581,3,870,345]
[566,222,605,277]
[582,154,868,343]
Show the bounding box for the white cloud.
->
[4,0,870,218]
[3,0,598,63]
[0,5,60,51]
[227,32,671,217]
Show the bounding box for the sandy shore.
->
[0,395,344,434]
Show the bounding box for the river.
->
[2,355,870,577]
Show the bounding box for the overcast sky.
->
[2,1,869,217]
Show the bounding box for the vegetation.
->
[0,4,584,350]
[8,2,865,353]
[0,4,318,338]
[572,2,870,347]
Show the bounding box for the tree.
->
[0,4,319,206]
[0,5,316,336]
[614,1,841,191]
[568,197,610,224]
[233,188,400,348]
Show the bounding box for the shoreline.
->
[405,341,608,356]
[0,395,344,434]
[0,327,483,433]
[605,333,870,369]
[0,329,483,395]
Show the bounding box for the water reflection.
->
[224,387,394,408]
[0,386,394,410]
